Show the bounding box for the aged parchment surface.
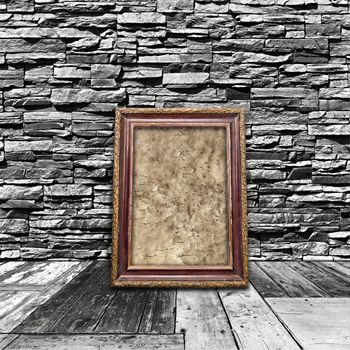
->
[131,126,229,266]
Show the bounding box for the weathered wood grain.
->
[51,261,92,287]
[0,262,26,276]
[288,262,348,297]
[176,289,236,350]
[0,262,30,282]
[0,334,18,350]
[315,262,350,285]
[218,286,300,350]
[0,291,41,332]
[139,289,176,334]
[49,266,116,333]
[0,285,45,291]
[95,288,149,333]
[4,334,184,350]
[1,261,78,286]
[267,298,350,350]
[0,261,90,293]
[13,261,105,333]
[249,262,287,298]
[39,261,93,299]
[0,261,90,292]
[338,261,350,270]
[257,262,328,297]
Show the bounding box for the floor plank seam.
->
[40,261,94,307]
[303,261,350,297]
[255,263,291,297]
[311,262,348,283]
[39,282,94,332]
[137,289,153,333]
[1,334,19,350]
[262,298,304,350]
[249,262,288,298]
[30,262,103,334]
[284,263,331,297]
[216,288,241,350]
[289,263,334,297]
[257,262,321,298]
[10,262,100,334]
[0,262,33,284]
[173,289,177,334]
[92,288,119,332]
[46,262,83,289]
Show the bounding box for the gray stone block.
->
[44,184,92,197]
[195,2,228,13]
[0,68,24,89]
[67,38,100,51]
[0,185,42,200]
[51,88,126,104]
[0,219,28,234]
[308,125,350,135]
[5,138,52,152]
[163,72,209,85]
[54,65,90,79]
[0,39,65,53]
[266,38,328,50]
[330,246,350,257]
[117,13,166,25]
[157,0,193,12]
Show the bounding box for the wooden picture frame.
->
[111,108,248,287]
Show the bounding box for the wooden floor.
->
[0,260,350,350]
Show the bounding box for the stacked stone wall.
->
[0,0,349,260]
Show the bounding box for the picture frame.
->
[111,108,248,287]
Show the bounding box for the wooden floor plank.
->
[2,261,79,286]
[219,286,300,350]
[0,262,90,293]
[0,262,31,282]
[0,285,45,291]
[0,262,26,275]
[0,291,41,332]
[138,289,158,333]
[139,289,176,334]
[13,261,105,333]
[337,261,350,270]
[0,334,18,350]
[48,266,116,333]
[257,262,328,297]
[36,261,93,304]
[249,262,288,298]
[4,334,184,350]
[176,289,236,350]
[53,261,92,287]
[288,262,349,297]
[95,288,149,333]
[267,298,350,350]
[314,262,350,284]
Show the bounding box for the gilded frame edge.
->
[111,107,248,288]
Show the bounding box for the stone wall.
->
[0,0,349,260]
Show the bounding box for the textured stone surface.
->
[163,72,209,86]
[0,0,349,260]
[157,0,193,12]
[117,13,166,25]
